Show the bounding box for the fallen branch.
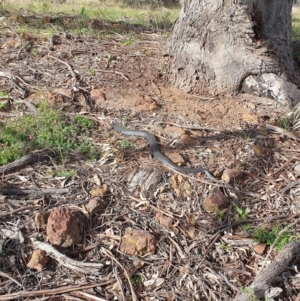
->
[0,149,54,175]
[0,206,41,218]
[0,187,69,196]
[233,241,300,301]
[31,240,103,274]
[0,281,113,301]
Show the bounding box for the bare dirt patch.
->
[0,14,300,301]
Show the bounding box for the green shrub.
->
[0,103,98,165]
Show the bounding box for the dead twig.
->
[48,54,78,88]
[99,69,130,81]
[0,271,23,288]
[31,240,103,274]
[0,281,113,301]
[0,187,69,195]
[101,248,138,301]
[0,206,41,218]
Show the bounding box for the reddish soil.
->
[1,15,300,301]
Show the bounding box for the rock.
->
[83,197,109,217]
[226,159,243,169]
[253,144,267,156]
[221,169,244,184]
[163,126,185,138]
[120,228,156,256]
[294,163,300,176]
[203,190,230,213]
[27,250,48,271]
[34,212,50,231]
[242,73,299,107]
[167,153,185,165]
[46,208,82,248]
[90,184,109,197]
[178,133,199,147]
[90,89,106,105]
[155,212,173,228]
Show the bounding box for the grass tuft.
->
[0,102,98,165]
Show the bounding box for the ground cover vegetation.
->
[0,1,300,300]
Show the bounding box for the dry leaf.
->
[27,250,49,271]
[90,184,108,197]
[253,243,266,255]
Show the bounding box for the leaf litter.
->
[0,12,300,301]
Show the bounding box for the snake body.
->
[113,124,218,181]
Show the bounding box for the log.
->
[233,241,300,300]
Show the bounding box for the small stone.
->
[253,144,267,156]
[221,169,244,184]
[178,133,199,147]
[90,89,106,105]
[226,159,243,169]
[294,163,300,176]
[46,208,82,248]
[27,250,48,271]
[163,126,185,138]
[84,197,109,217]
[168,153,185,165]
[120,228,156,256]
[203,190,230,213]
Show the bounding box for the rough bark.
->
[168,0,300,107]
[233,241,300,301]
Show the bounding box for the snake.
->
[112,123,218,181]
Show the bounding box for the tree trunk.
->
[167,0,300,107]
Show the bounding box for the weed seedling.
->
[130,275,142,285]
[252,224,292,251]
[233,204,249,220]
[0,102,98,165]
[119,139,133,149]
[280,116,292,131]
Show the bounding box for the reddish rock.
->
[46,208,82,248]
[203,190,230,213]
[120,228,156,255]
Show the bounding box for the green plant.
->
[0,102,98,165]
[130,274,142,285]
[216,209,226,220]
[252,225,292,251]
[243,133,250,140]
[220,242,232,251]
[119,139,133,149]
[54,166,77,177]
[31,49,39,56]
[240,287,259,301]
[73,115,95,129]
[0,91,9,98]
[234,204,249,220]
[88,68,95,75]
[279,116,292,131]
